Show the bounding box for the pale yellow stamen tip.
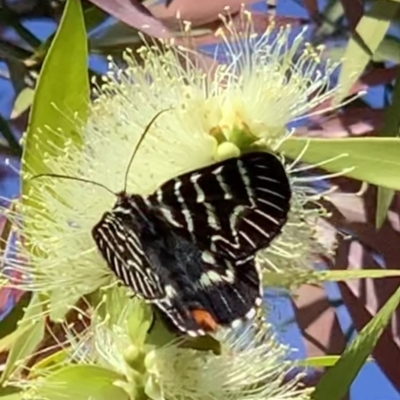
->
[215,142,241,161]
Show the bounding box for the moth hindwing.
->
[92,151,291,336]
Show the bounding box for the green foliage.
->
[22,0,89,187]
[0,392,23,400]
[313,286,400,400]
[34,365,129,400]
[11,88,34,120]
[300,355,374,368]
[0,0,89,385]
[320,269,400,281]
[333,0,400,105]
[0,295,45,385]
[376,67,400,227]
[280,137,400,190]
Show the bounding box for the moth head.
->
[114,191,131,207]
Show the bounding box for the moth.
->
[35,110,292,336]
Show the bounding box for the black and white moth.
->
[92,153,291,336]
[34,110,291,337]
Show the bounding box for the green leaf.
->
[10,88,34,120]
[279,137,400,191]
[0,386,22,400]
[263,269,400,288]
[0,324,31,354]
[0,393,23,400]
[19,0,89,321]
[333,0,400,104]
[312,285,400,400]
[0,386,23,398]
[146,311,177,347]
[180,335,222,355]
[22,0,89,191]
[263,270,311,288]
[300,355,374,368]
[28,349,69,378]
[373,35,400,63]
[376,67,400,227]
[319,269,400,281]
[315,0,344,38]
[376,188,395,228]
[300,356,340,368]
[0,294,45,384]
[36,365,129,400]
[126,300,153,347]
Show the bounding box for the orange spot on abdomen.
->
[190,309,218,332]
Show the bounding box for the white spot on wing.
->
[191,174,220,229]
[258,197,284,212]
[201,251,216,264]
[256,176,280,184]
[190,173,205,203]
[239,231,256,247]
[253,163,270,170]
[238,159,255,205]
[213,166,233,200]
[254,209,280,225]
[257,187,286,199]
[173,178,194,233]
[255,297,262,307]
[205,203,220,229]
[243,217,271,239]
[212,166,223,175]
[199,270,224,287]
[165,284,177,299]
[156,188,163,203]
[220,268,235,284]
[159,207,183,228]
[245,308,256,320]
[229,205,245,240]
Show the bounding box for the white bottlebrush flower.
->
[1,10,341,319]
[145,327,312,400]
[20,290,312,400]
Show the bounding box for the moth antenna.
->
[30,110,172,198]
[30,173,116,196]
[123,108,172,193]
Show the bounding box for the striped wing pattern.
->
[92,209,165,300]
[149,152,291,261]
[92,151,291,336]
[152,255,263,335]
